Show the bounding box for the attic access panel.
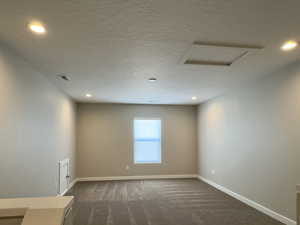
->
[180,42,263,66]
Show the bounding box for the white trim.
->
[58,178,78,196]
[58,158,70,195]
[77,174,198,182]
[57,174,197,196]
[198,176,296,225]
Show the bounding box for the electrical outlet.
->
[211,170,215,175]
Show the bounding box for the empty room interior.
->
[1,1,300,225]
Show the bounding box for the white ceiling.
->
[1,0,300,104]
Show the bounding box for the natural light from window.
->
[133,119,161,164]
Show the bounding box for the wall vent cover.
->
[180,42,263,66]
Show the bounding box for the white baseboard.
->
[77,174,198,182]
[58,175,197,196]
[198,176,296,225]
[58,178,78,196]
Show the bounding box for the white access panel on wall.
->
[59,158,70,195]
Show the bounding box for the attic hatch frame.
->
[180,42,263,66]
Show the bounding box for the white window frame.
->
[133,117,162,164]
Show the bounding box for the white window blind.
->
[133,119,161,164]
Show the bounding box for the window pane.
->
[134,119,161,163]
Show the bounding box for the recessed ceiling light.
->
[192,96,197,100]
[281,40,298,51]
[28,22,46,34]
[85,93,92,98]
[148,77,157,82]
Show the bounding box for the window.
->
[133,119,162,164]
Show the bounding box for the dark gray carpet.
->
[66,179,284,225]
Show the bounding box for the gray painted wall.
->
[0,44,76,197]
[197,62,300,220]
[76,103,197,177]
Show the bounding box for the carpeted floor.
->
[66,179,284,225]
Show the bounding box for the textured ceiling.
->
[1,0,300,104]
